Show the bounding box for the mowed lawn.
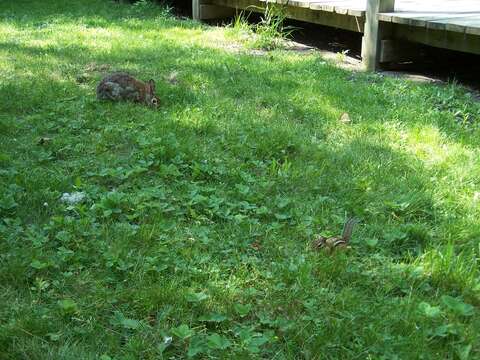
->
[1,0,480,358]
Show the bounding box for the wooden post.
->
[362,0,395,71]
[192,0,235,21]
[193,0,201,20]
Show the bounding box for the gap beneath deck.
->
[193,0,480,68]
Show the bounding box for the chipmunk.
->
[312,217,360,253]
[96,72,159,108]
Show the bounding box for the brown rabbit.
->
[96,72,159,108]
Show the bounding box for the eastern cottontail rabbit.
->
[96,72,159,107]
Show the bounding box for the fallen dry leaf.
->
[166,71,179,85]
[85,62,111,72]
[76,73,89,84]
[339,112,351,123]
[251,242,261,251]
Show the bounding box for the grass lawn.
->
[1,0,480,358]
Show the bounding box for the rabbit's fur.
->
[96,72,159,107]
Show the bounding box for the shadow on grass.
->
[0,10,466,243]
[0,54,439,250]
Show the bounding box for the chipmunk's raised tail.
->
[341,217,360,243]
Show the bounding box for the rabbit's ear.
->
[148,79,156,93]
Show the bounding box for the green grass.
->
[228,4,297,50]
[1,0,480,358]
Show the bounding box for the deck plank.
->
[380,11,480,35]
[377,0,479,35]
[309,1,365,17]
[238,0,480,35]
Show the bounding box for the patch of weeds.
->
[230,4,297,50]
[428,83,480,129]
[419,244,480,297]
[129,0,172,18]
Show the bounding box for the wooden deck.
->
[260,0,480,35]
[192,0,480,69]
[381,0,480,35]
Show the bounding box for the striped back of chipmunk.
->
[332,238,348,248]
[325,236,345,248]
